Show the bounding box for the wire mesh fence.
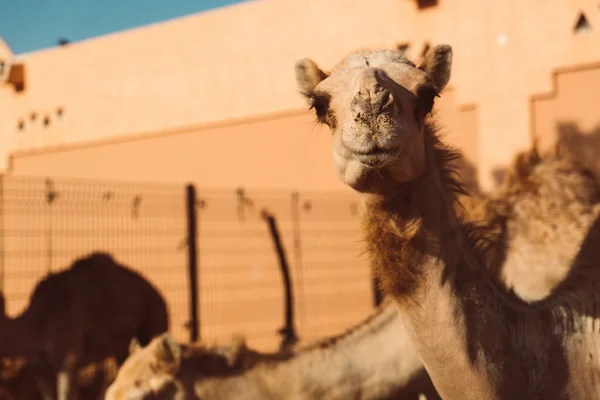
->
[0,175,191,341]
[196,187,373,351]
[0,175,374,352]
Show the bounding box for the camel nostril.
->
[357,86,378,103]
[378,91,392,112]
[353,70,394,115]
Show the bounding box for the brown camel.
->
[0,252,169,400]
[105,298,441,400]
[295,45,600,399]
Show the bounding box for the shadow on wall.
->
[490,167,507,189]
[555,122,600,175]
[490,121,600,188]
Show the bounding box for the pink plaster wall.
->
[2,0,600,190]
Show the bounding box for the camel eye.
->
[309,94,331,125]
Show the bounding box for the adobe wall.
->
[2,0,600,190]
[8,88,476,191]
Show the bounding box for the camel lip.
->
[353,148,398,168]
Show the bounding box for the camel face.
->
[105,334,242,400]
[295,46,452,193]
[104,334,180,400]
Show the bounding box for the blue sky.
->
[0,0,245,54]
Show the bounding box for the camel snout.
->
[352,68,394,115]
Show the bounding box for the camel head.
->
[105,334,250,400]
[104,333,182,400]
[295,45,452,195]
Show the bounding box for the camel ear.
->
[129,338,141,355]
[153,334,181,374]
[417,44,452,92]
[295,58,329,98]
[129,338,142,356]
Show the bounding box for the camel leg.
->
[90,359,118,400]
[57,351,81,400]
[57,365,79,400]
[57,368,70,400]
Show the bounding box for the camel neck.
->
[190,303,428,399]
[360,129,505,399]
[362,128,488,305]
[252,303,424,398]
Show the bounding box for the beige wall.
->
[2,0,600,190]
[7,110,347,191]
[7,88,476,192]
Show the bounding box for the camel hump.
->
[71,252,116,269]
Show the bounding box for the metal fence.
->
[0,175,377,351]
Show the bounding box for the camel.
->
[459,144,600,302]
[105,297,441,400]
[0,252,169,400]
[294,45,600,399]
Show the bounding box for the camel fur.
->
[295,44,600,399]
[105,298,441,400]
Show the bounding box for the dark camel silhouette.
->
[0,252,169,400]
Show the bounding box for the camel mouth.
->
[353,148,399,168]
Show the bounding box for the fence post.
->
[45,178,58,273]
[290,192,305,323]
[186,184,199,342]
[262,209,298,351]
[372,275,384,307]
